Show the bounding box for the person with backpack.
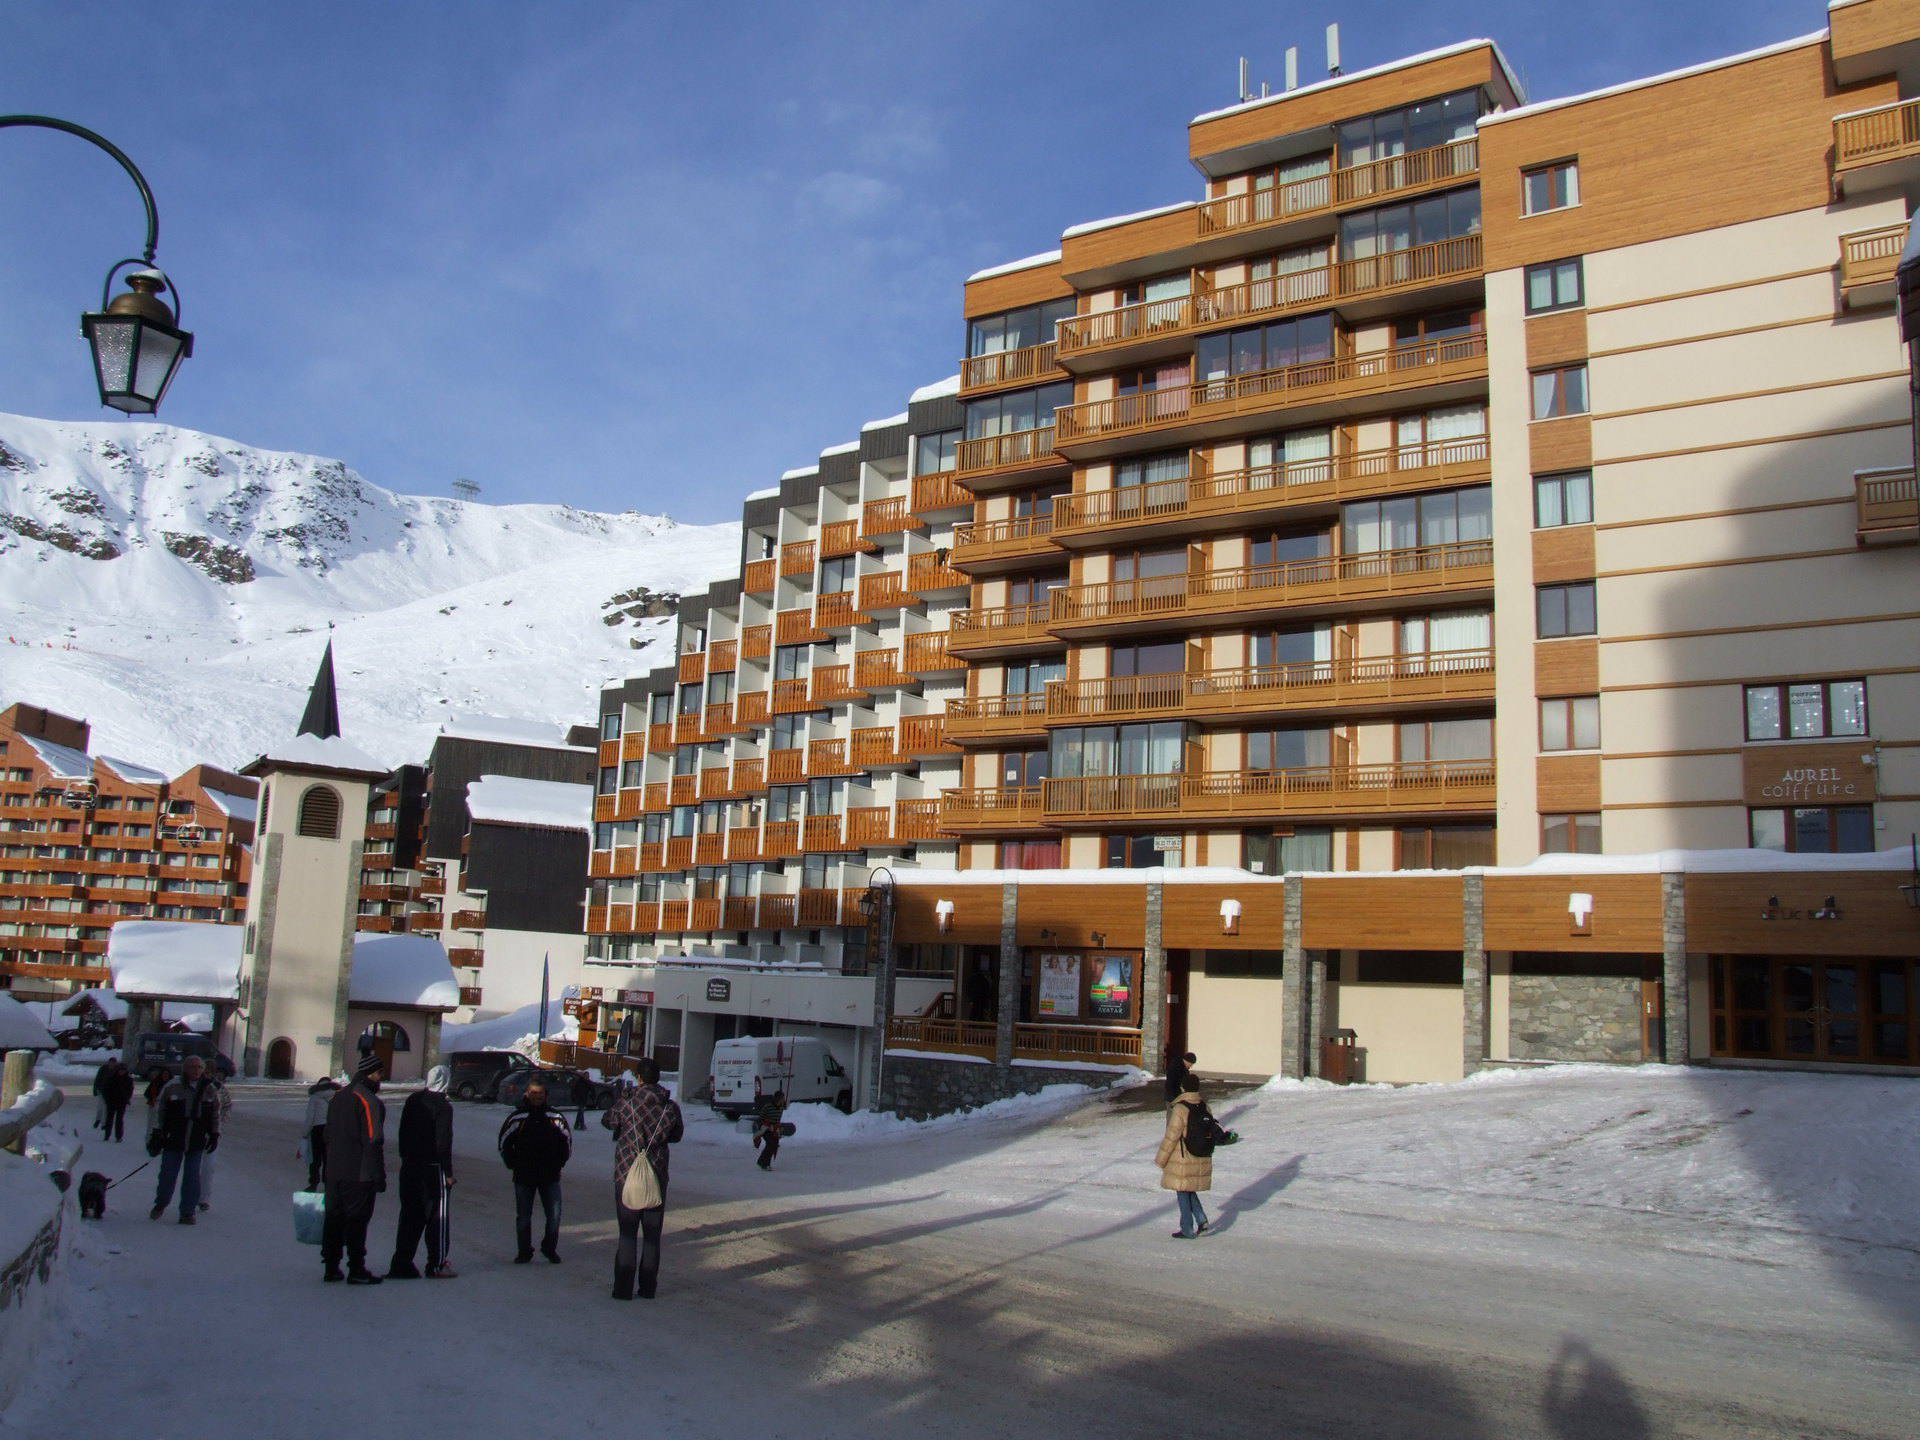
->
[751,1087,788,1171]
[146,1054,220,1224]
[1155,1079,1216,1239]
[601,1057,684,1301]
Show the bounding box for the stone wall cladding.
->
[882,1055,1127,1120]
[1508,974,1643,1062]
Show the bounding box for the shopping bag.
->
[292,1189,326,1246]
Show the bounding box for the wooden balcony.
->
[598,738,622,767]
[776,607,829,645]
[899,713,957,756]
[643,781,670,813]
[851,726,907,769]
[903,630,961,673]
[812,664,863,705]
[744,558,777,594]
[1839,224,1905,309]
[728,826,762,863]
[907,551,969,593]
[619,731,646,762]
[669,774,698,806]
[742,624,772,660]
[407,912,443,933]
[419,875,445,896]
[946,603,1059,658]
[848,805,894,846]
[1049,438,1490,547]
[894,797,943,841]
[886,1015,999,1058]
[736,690,770,727]
[666,837,695,869]
[451,909,487,931]
[854,647,912,690]
[803,816,858,853]
[807,738,857,777]
[723,896,757,930]
[940,785,1049,834]
[857,568,910,612]
[1049,539,1493,636]
[631,901,661,933]
[953,425,1068,490]
[1049,649,1496,725]
[708,638,738,672]
[1055,235,1482,370]
[945,691,1050,744]
[733,757,765,793]
[589,852,616,878]
[703,701,739,739]
[796,887,845,924]
[1195,136,1478,240]
[660,900,690,932]
[648,721,674,752]
[1053,333,1489,459]
[673,711,706,745]
[819,518,875,558]
[912,471,974,514]
[677,651,706,684]
[951,513,1061,571]
[356,915,400,933]
[695,833,725,865]
[1834,97,1920,192]
[779,539,816,577]
[1856,468,1919,545]
[689,897,722,932]
[639,841,666,871]
[768,747,805,783]
[447,948,484,967]
[814,590,867,631]
[960,339,1063,395]
[763,820,801,859]
[758,894,798,929]
[1041,760,1496,823]
[862,494,921,536]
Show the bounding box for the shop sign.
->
[1741,742,1877,805]
[616,989,653,1006]
[1038,954,1081,1018]
[1089,956,1133,1020]
[706,978,732,1002]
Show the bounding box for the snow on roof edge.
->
[779,466,819,480]
[861,411,909,432]
[99,754,166,784]
[910,375,961,403]
[820,440,859,457]
[1479,31,1827,127]
[1061,200,1197,241]
[1191,38,1524,126]
[745,486,780,501]
[21,733,93,781]
[965,249,1062,284]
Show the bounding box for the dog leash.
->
[105,1160,153,1190]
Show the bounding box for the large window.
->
[1525,257,1584,313]
[1002,750,1050,787]
[1110,639,1186,677]
[1397,610,1490,664]
[1749,805,1874,853]
[1393,404,1485,465]
[1397,825,1495,869]
[1049,721,1186,777]
[1106,834,1181,868]
[1542,813,1602,855]
[1004,655,1067,695]
[1537,582,1596,638]
[1114,450,1190,490]
[915,429,959,475]
[1534,470,1593,527]
[1195,314,1334,389]
[1522,159,1580,215]
[1336,89,1483,166]
[1540,696,1600,751]
[968,298,1075,358]
[766,786,805,823]
[964,382,1074,439]
[1243,827,1332,874]
[1338,189,1481,261]
[1397,717,1493,763]
[1245,726,1332,771]
[998,838,1062,869]
[1531,364,1589,419]
[1342,485,1490,554]
[1743,680,1867,741]
[773,644,808,681]
[1247,427,1333,480]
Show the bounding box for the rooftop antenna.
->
[1285,46,1299,92]
[1327,22,1343,78]
[1238,56,1251,103]
[451,477,480,503]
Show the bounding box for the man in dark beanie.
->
[322,1052,388,1285]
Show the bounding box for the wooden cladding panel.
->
[1058,206,1201,281]
[1300,876,1462,950]
[1535,638,1599,697]
[1536,754,1602,812]
[1478,43,1892,272]
[964,260,1075,318]
[1529,416,1591,474]
[1830,0,1920,63]
[1480,874,1663,951]
[1531,524,1596,584]
[1015,886,1148,949]
[1190,47,1512,168]
[895,885,1004,946]
[1525,308,1588,369]
[1683,872,1920,956]
[1160,884,1287,950]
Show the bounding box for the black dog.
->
[78,1171,109,1220]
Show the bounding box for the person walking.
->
[752,1087,788,1171]
[601,1058,684,1301]
[303,1076,338,1192]
[498,1080,571,1264]
[321,1052,388,1285]
[146,1054,220,1224]
[1163,1050,1197,1103]
[388,1065,457,1280]
[196,1069,234,1212]
[1155,1078,1212,1239]
[143,1064,171,1109]
[98,1058,134,1143]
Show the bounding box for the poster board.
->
[1038,953,1081,1018]
[1088,955,1133,1020]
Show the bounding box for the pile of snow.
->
[0,411,739,774]
[465,774,593,833]
[106,920,243,1001]
[0,995,56,1051]
[349,934,459,1010]
[666,1081,1121,1147]
[439,714,588,753]
[440,998,578,1055]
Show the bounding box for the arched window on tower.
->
[297,784,342,839]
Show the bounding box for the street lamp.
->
[2,114,194,414]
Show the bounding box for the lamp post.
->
[2,114,194,413]
[858,867,897,1113]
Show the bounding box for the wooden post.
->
[2,1049,35,1154]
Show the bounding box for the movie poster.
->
[1038,953,1081,1017]
[1089,956,1133,1020]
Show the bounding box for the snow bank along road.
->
[6,1066,1918,1440]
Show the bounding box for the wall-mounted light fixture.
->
[934,898,955,933]
[1568,892,1593,936]
[1038,928,1056,941]
[1218,898,1242,936]
[1090,931,1107,946]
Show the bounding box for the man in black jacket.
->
[387,1064,457,1280]
[322,1052,388,1285]
[146,1054,220,1223]
[497,1080,571,1264]
[97,1058,134,1142]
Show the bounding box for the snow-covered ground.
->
[4,1064,1917,1438]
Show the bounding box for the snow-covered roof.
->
[780,466,819,481]
[437,713,589,755]
[108,920,243,1002]
[745,486,781,501]
[99,754,166,784]
[910,374,961,403]
[21,733,92,781]
[60,986,128,1021]
[465,774,592,834]
[819,440,859,457]
[861,412,909,432]
[248,732,387,778]
[1062,201,1196,240]
[966,250,1062,284]
[1479,31,1823,127]
[1192,38,1524,125]
[204,787,258,824]
[350,934,459,1011]
[0,994,57,1050]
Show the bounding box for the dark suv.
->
[446,1050,537,1102]
[494,1064,614,1111]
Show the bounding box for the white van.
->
[709,1036,853,1118]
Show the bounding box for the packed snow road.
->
[6,1067,1918,1439]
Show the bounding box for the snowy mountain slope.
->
[0,412,739,773]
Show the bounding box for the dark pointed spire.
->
[297,638,342,740]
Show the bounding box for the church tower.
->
[235,642,388,1079]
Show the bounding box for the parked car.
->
[446,1049,538,1103]
[709,1036,853,1119]
[132,1031,218,1073]
[493,1064,614,1111]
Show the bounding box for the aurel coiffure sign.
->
[1741,742,1877,805]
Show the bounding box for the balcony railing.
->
[780,540,816,577]
[743,558,777,593]
[1856,468,1919,543]
[708,638,737,672]
[941,785,1046,830]
[1054,333,1488,450]
[815,590,865,630]
[1041,760,1495,821]
[946,602,1057,653]
[772,678,817,715]
[960,340,1061,393]
[1835,97,1920,172]
[677,651,705,684]
[819,519,873,558]
[807,738,856,777]
[862,495,920,536]
[1839,224,1905,292]
[1051,437,1489,541]
[954,424,1062,482]
[742,624,772,660]
[1047,649,1496,724]
[951,512,1060,565]
[886,1017,1143,1065]
[851,725,907,768]
[1056,235,1482,362]
[945,690,1050,743]
[858,568,910,612]
[735,690,770,726]
[1050,539,1492,630]
[912,470,973,513]
[907,551,969,592]
[855,647,912,689]
[899,713,955,755]
[1195,136,1479,238]
[776,608,829,645]
[895,797,942,840]
[903,630,961,672]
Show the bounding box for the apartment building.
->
[0,703,254,1001]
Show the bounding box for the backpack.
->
[1183,1098,1224,1158]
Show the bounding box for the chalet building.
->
[0,702,254,1002]
[575,3,1920,1105]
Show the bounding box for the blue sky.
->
[2,0,1817,523]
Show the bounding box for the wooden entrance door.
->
[1710,956,1918,1066]
[1164,949,1191,1062]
